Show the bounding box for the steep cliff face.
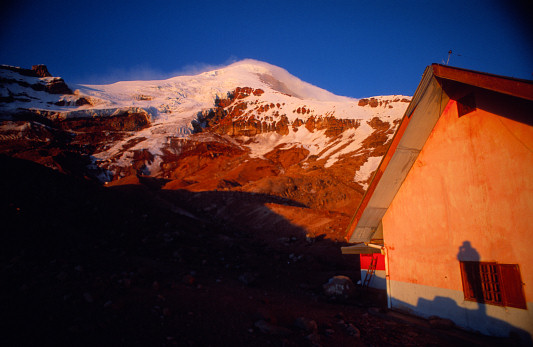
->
[193,86,362,138]
[0,60,410,239]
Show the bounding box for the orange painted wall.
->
[382,98,533,298]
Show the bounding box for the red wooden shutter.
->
[460,262,472,300]
[460,261,479,301]
[500,264,527,309]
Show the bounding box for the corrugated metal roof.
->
[403,65,435,119]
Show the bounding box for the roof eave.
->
[344,65,447,243]
[432,63,533,101]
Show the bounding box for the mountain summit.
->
[0,60,410,239]
[82,59,352,103]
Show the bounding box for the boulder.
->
[294,317,317,333]
[254,320,292,336]
[322,275,355,299]
[345,323,361,337]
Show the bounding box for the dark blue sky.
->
[1,0,531,98]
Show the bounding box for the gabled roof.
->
[344,64,533,243]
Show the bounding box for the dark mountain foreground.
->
[0,155,509,346]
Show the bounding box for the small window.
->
[460,261,526,309]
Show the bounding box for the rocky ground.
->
[0,155,512,346]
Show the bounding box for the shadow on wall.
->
[392,241,532,346]
[457,241,479,261]
[457,241,484,305]
[415,296,531,346]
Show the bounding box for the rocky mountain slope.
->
[0,60,410,240]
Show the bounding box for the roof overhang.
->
[341,243,384,255]
[432,64,533,102]
[345,64,449,243]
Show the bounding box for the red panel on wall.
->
[360,254,385,271]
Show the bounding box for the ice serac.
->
[0,59,410,239]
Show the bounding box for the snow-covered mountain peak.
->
[201,59,353,102]
[78,59,353,110]
[1,61,411,190]
[72,59,410,132]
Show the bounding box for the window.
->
[459,261,526,309]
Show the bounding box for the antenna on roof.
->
[446,50,452,65]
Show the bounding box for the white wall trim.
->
[388,280,533,342]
